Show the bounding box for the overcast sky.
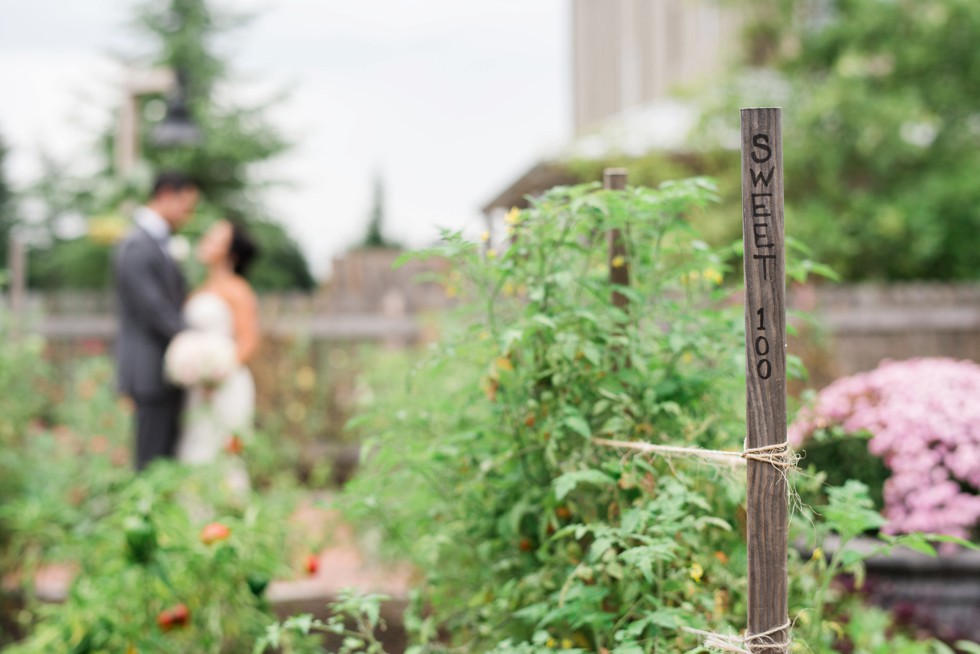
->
[0,0,570,277]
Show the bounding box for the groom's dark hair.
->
[151,170,198,198]
[229,221,260,278]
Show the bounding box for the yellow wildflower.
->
[690,561,704,583]
[811,547,824,562]
[505,207,521,225]
[703,268,724,285]
[295,366,316,391]
[611,255,626,268]
[561,639,573,650]
[445,285,458,298]
[87,214,129,245]
[486,248,497,260]
[480,230,490,242]
[546,638,557,648]
[502,281,516,297]
[681,352,694,364]
[496,357,514,372]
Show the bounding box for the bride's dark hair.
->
[228,220,259,278]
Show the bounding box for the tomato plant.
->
[340,179,961,653]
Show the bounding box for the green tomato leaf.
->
[554,469,615,501]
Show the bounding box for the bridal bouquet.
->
[165,330,238,389]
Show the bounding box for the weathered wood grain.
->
[741,108,789,651]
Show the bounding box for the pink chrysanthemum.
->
[791,358,980,539]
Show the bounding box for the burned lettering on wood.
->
[740,107,789,652]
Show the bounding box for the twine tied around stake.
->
[682,620,792,653]
[592,438,798,471]
[741,442,796,469]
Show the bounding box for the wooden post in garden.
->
[8,233,26,340]
[603,168,629,310]
[604,168,630,369]
[741,108,789,652]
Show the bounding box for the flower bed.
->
[792,358,980,540]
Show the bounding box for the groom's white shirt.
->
[134,206,171,255]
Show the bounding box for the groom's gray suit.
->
[114,214,187,470]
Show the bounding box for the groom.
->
[114,171,199,470]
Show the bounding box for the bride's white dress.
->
[176,292,255,474]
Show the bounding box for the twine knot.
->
[740,442,797,469]
[683,620,792,653]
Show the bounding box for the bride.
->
[176,220,260,470]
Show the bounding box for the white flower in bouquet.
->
[168,235,191,262]
[165,330,238,389]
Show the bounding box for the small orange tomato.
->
[518,538,534,552]
[199,522,231,545]
[524,414,536,427]
[225,435,244,455]
[157,603,190,631]
[555,506,572,520]
[304,554,320,576]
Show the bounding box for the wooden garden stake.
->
[741,108,789,652]
[603,168,629,310]
[604,168,630,369]
[8,233,25,341]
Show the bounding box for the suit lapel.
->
[136,227,187,305]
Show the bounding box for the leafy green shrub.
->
[0,354,309,653]
[342,180,753,652]
[0,333,52,575]
[255,589,391,654]
[796,426,890,510]
[700,0,980,281]
[340,180,963,653]
[4,462,300,654]
[0,334,49,448]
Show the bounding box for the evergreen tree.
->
[28,0,314,290]
[132,0,288,209]
[361,173,397,249]
[0,135,12,272]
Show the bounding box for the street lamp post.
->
[114,66,202,177]
[151,69,203,149]
[115,66,175,176]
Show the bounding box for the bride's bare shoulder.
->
[218,275,258,308]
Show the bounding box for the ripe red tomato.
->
[157,603,189,630]
[199,522,231,545]
[304,554,320,576]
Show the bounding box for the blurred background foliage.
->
[0,138,13,277]
[572,0,980,282]
[17,0,314,291]
[744,0,980,281]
